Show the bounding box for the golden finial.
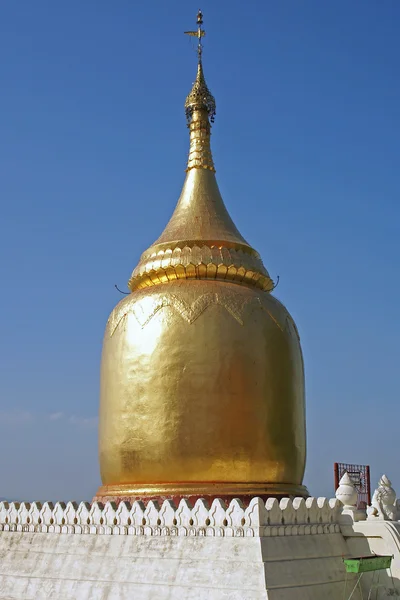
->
[184,9,205,61]
[184,10,216,124]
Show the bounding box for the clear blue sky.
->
[0,0,399,502]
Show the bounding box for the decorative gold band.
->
[186,112,215,172]
[95,482,309,502]
[129,243,274,292]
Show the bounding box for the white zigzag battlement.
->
[0,497,341,538]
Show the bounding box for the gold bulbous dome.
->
[99,280,306,500]
[96,15,307,503]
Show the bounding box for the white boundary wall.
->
[0,497,369,599]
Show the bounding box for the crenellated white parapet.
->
[0,496,342,538]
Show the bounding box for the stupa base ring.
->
[93,482,309,506]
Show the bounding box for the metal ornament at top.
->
[184,10,216,124]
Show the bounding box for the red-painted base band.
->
[92,492,305,508]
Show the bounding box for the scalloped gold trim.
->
[129,265,273,292]
[129,243,274,292]
[186,109,215,172]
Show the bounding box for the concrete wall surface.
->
[0,497,364,599]
[0,530,355,600]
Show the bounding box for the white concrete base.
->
[0,498,363,599]
[0,531,352,599]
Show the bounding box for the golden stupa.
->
[96,11,307,504]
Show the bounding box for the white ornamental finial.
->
[335,473,357,508]
[367,474,398,521]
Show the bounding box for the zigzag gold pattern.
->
[108,291,289,337]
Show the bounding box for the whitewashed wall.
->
[0,496,358,599]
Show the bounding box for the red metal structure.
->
[334,463,371,509]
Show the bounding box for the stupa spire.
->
[184,10,216,171]
[128,10,274,292]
